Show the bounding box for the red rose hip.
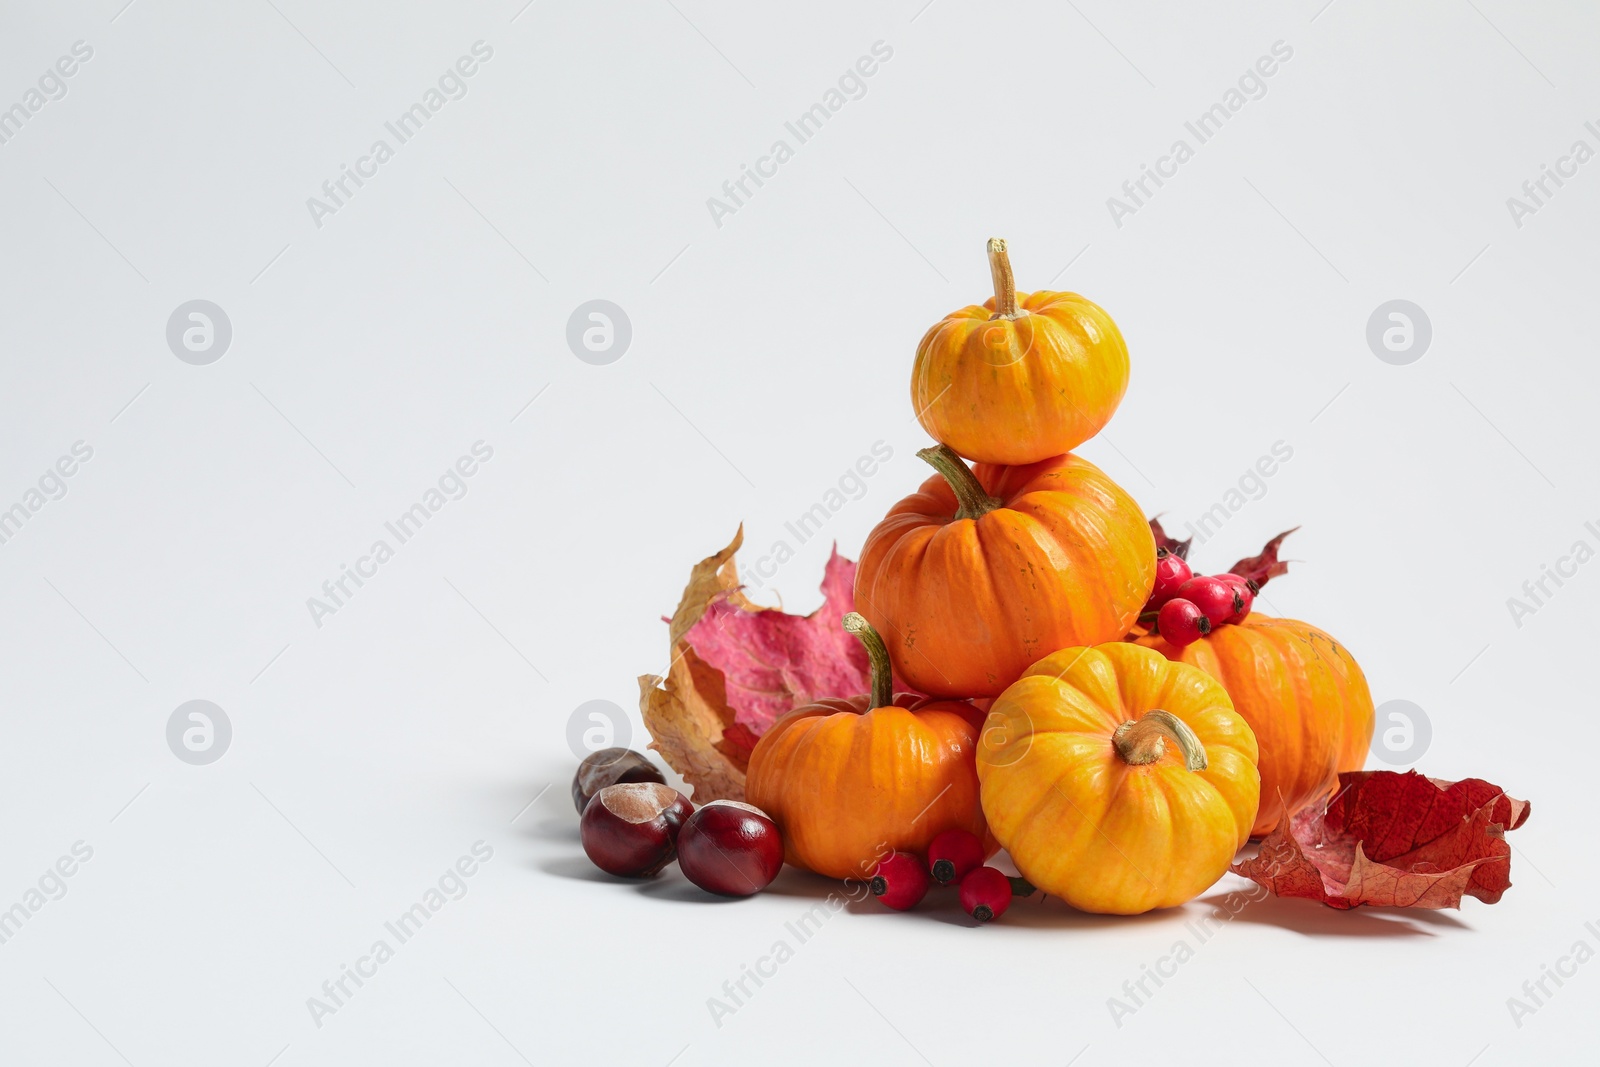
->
[959,866,1014,922]
[1214,572,1256,623]
[928,829,985,885]
[1145,550,1193,611]
[1156,598,1211,648]
[870,851,931,910]
[1176,575,1242,628]
[676,800,784,897]
[580,782,693,878]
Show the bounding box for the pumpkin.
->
[977,643,1260,915]
[1138,614,1375,837]
[910,238,1130,466]
[745,612,989,879]
[854,445,1154,698]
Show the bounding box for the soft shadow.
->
[636,873,749,905]
[990,893,1182,931]
[759,867,866,900]
[1200,890,1456,937]
[536,854,617,884]
[768,867,1198,929]
[523,814,580,844]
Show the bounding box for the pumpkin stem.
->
[987,237,1021,320]
[842,612,894,709]
[1113,710,1208,771]
[916,444,1002,521]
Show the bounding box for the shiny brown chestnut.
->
[580,782,693,877]
[571,747,666,813]
[676,800,784,897]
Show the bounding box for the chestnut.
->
[676,800,784,897]
[580,782,693,878]
[571,747,666,813]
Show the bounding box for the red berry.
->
[959,866,1014,922]
[1214,573,1255,624]
[1145,551,1193,611]
[1156,598,1212,648]
[1176,575,1242,628]
[928,829,985,885]
[870,852,931,910]
[676,800,784,897]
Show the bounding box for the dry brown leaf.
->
[638,527,752,802]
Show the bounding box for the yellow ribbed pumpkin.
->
[977,643,1259,914]
[910,238,1129,466]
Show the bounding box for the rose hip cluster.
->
[869,829,1035,923]
[574,748,783,897]
[1143,550,1257,648]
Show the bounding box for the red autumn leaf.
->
[1148,516,1191,560]
[1228,526,1298,590]
[639,529,917,802]
[1231,770,1531,909]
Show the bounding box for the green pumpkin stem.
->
[916,444,1002,521]
[842,612,894,709]
[1113,710,1209,771]
[987,237,1021,319]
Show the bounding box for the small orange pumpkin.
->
[1138,614,1374,837]
[911,238,1129,466]
[978,643,1260,915]
[745,613,988,879]
[855,445,1154,698]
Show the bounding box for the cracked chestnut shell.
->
[580,782,693,878]
[676,800,783,897]
[571,747,666,813]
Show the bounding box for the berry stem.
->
[842,612,894,710]
[987,238,1020,320]
[1112,710,1208,771]
[916,444,1002,521]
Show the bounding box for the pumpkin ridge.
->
[862,524,950,690]
[1261,621,1337,813]
[1225,624,1308,818]
[975,508,1071,665]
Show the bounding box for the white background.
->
[1,0,1595,1064]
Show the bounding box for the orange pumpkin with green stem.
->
[978,642,1260,915]
[855,445,1154,697]
[745,613,990,880]
[911,238,1130,466]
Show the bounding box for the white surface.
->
[0,1,1595,1064]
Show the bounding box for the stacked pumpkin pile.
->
[595,239,1376,918]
